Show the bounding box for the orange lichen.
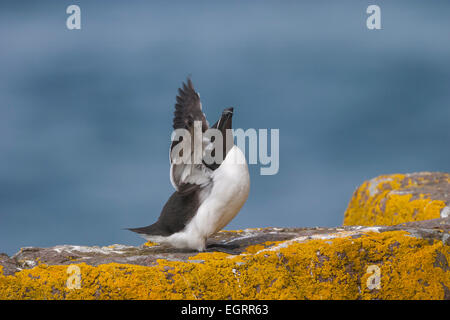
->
[344,173,448,226]
[0,230,448,300]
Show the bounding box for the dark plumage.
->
[127,190,201,236]
[172,78,208,131]
[127,78,246,250]
[128,78,211,237]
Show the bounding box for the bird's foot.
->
[205,242,240,255]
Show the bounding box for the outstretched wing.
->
[172,78,208,131]
[169,78,213,194]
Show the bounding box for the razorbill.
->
[128,78,250,251]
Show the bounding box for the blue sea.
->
[1,0,450,255]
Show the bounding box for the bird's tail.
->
[125,222,161,236]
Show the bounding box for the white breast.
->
[169,146,249,250]
[204,145,250,233]
[186,146,250,245]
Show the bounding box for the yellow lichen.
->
[218,230,244,233]
[244,242,274,254]
[344,173,448,226]
[143,241,158,248]
[0,230,448,300]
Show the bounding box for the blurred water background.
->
[1,0,450,255]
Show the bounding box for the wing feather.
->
[169,78,213,193]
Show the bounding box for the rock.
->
[1,172,449,300]
[344,172,450,226]
[1,220,449,300]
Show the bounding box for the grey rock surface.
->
[1,218,448,276]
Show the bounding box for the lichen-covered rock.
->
[1,220,449,300]
[344,172,450,226]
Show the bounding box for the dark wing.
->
[172,78,208,131]
[169,78,213,194]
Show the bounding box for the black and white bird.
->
[128,78,250,251]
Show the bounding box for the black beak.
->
[204,108,234,170]
[222,107,234,115]
[218,107,233,131]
